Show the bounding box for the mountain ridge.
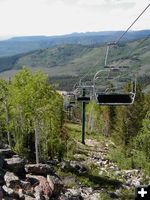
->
[0,30,150,58]
[0,36,149,91]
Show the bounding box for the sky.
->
[0,0,149,38]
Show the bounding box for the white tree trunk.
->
[5,104,11,147]
[34,120,39,164]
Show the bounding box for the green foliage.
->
[0,68,65,162]
[86,101,104,134]
[108,147,133,169]
[112,84,145,146]
[135,112,150,160]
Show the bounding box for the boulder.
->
[79,187,93,199]
[108,191,119,199]
[130,178,141,187]
[24,194,35,200]
[62,189,83,200]
[5,155,25,175]
[26,174,53,199]
[0,167,5,186]
[62,176,76,188]
[0,186,3,199]
[70,161,87,174]
[18,188,25,199]
[20,180,32,191]
[61,161,87,174]
[0,149,14,158]
[4,171,20,188]
[25,163,54,175]
[0,157,4,168]
[2,185,19,199]
[47,174,63,196]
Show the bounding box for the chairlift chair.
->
[64,92,76,107]
[93,68,136,105]
[74,79,94,103]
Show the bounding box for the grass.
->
[60,121,150,200]
[107,142,150,178]
[57,122,123,191]
[65,122,108,143]
[56,161,122,190]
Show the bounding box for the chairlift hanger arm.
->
[93,69,108,83]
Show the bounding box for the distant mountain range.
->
[0,30,150,57]
[0,32,149,91]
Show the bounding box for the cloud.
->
[78,0,136,10]
[0,0,149,37]
[45,0,80,5]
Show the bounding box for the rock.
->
[61,161,87,174]
[131,179,140,187]
[122,184,130,190]
[0,157,4,168]
[125,179,132,186]
[34,185,46,200]
[0,186,3,199]
[47,174,63,196]
[26,175,39,187]
[108,191,119,198]
[25,163,54,175]
[123,169,139,178]
[109,165,116,170]
[80,187,91,198]
[99,171,103,176]
[4,171,20,188]
[24,194,35,200]
[0,168,5,185]
[60,161,71,170]
[63,189,83,200]
[5,156,25,175]
[18,188,25,199]
[0,149,14,158]
[70,161,87,174]
[2,185,19,199]
[48,159,59,166]
[102,160,109,165]
[62,176,76,188]
[0,176,4,186]
[26,174,53,199]
[88,192,100,200]
[20,180,31,191]
[114,171,121,177]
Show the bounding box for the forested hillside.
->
[0,30,150,57]
[0,37,150,91]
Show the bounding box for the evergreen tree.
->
[135,111,150,159]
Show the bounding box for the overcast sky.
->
[0,0,149,38]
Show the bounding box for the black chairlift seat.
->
[70,101,76,105]
[97,93,135,105]
[77,96,91,102]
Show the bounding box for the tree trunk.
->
[5,105,11,147]
[34,120,39,164]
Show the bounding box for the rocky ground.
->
[0,139,149,199]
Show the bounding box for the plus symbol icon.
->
[138,188,147,197]
[135,185,150,199]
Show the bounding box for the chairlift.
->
[93,69,136,105]
[64,92,76,109]
[73,77,94,103]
